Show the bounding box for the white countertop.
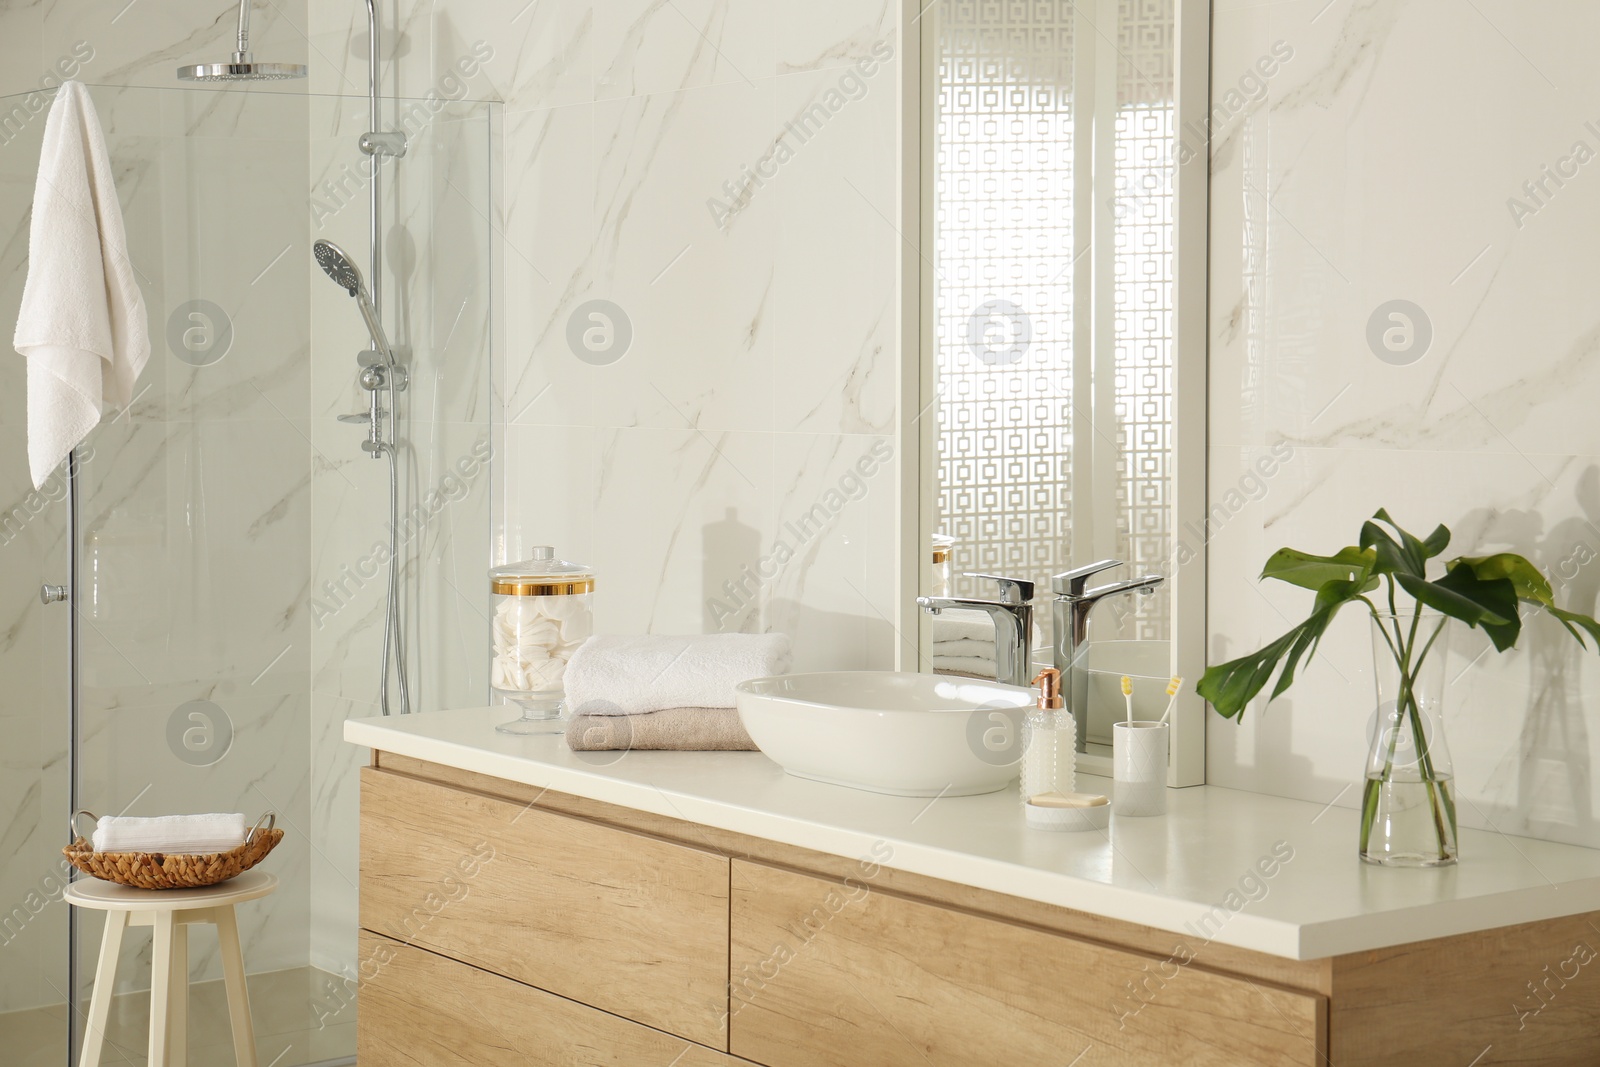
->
[346,706,1600,961]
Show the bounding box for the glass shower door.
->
[0,84,74,1067]
[67,82,323,1066]
[0,78,494,1067]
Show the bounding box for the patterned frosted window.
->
[1111,0,1175,640]
[934,0,1175,646]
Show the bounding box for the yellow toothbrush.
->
[1158,676,1183,725]
[1121,675,1134,724]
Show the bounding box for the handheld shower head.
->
[313,239,394,364]
[179,0,307,81]
[314,238,365,298]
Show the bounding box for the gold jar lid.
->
[490,546,594,597]
[931,548,949,564]
[491,578,595,597]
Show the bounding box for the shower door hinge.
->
[360,130,408,158]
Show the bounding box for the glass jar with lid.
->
[490,547,594,734]
[930,534,956,597]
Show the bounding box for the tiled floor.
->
[0,966,356,1067]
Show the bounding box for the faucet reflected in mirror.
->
[1051,562,1164,752]
[916,574,1035,687]
[918,561,1163,753]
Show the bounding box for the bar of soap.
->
[1028,791,1109,808]
[1025,796,1110,832]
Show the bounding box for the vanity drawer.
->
[358,931,745,1066]
[728,860,1325,1067]
[359,767,729,1047]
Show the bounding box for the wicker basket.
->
[63,811,283,890]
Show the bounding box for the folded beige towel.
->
[565,706,757,752]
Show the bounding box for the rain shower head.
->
[178,0,307,82]
[178,58,307,81]
[314,239,394,364]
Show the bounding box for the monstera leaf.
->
[1199,510,1600,721]
[1198,578,1368,721]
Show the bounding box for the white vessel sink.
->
[734,671,1034,797]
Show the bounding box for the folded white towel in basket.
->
[564,633,791,715]
[92,813,247,854]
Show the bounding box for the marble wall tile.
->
[529,80,779,432]
[308,692,372,980]
[0,1,43,97]
[436,0,592,112]
[497,101,597,427]
[776,0,895,76]
[0,716,68,1015]
[770,49,898,435]
[1206,0,1600,848]
[593,0,774,100]
[591,427,774,633]
[73,418,312,709]
[766,434,899,671]
[494,422,597,579]
[480,2,902,678]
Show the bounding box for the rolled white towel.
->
[92,813,247,854]
[565,633,792,715]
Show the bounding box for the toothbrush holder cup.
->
[1112,720,1169,816]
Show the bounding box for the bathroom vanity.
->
[346,708,1600,1066]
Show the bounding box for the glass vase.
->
[1360,612,1457,867]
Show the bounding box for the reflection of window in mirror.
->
[917,0,1205,775]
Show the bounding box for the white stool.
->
[65,869,277,1067]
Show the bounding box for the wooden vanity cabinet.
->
[358,930,750,1067]
[727,860,1321,1067]
[359,766,729,1047]
[357,754,1600,1067]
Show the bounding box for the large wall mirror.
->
[906,0,1209,783]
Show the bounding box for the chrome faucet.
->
[917,573,1035,687]
[1051,560,1164,751]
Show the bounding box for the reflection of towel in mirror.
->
[929,609,998,645]
[933,604,999,675]
[930,657,999,679]
[565,707,756,751]
[930,638,997,661]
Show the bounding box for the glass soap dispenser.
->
[1021,667,1073,804]
[1022,667,1109,831]
[491,546,595,734]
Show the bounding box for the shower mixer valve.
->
[358,348,409,390]
[360,130,408,158]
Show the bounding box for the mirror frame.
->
[896,0,1212,786]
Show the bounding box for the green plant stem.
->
[1402,617,1451,853]
[1363,589,1453,860]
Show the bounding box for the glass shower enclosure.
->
[0,79,495,1067]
